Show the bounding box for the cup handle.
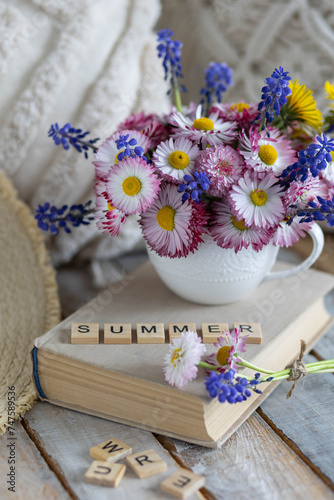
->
[263,223,324,283]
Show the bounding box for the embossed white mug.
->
[147,224,324,305]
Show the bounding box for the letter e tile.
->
[161,468,205,498]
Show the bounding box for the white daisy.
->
[170,105,237,147]
[106,157,161,215]
[230,172,285,229]
[239,126,296,176]
[93,129,151,180]
[163,331,206,388]
[153,137,199,182]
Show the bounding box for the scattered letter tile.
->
[71,323,99,344]
[85,461,126,487]
[126,449,167,478]
[201,323,229,343]
[104,323,132,344]
[168,323,196,341]
[161,468,205,498]
[233,322,262,344]
[136,323,165,344]
[89,438,132,462]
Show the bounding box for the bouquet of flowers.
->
[38,28,334,260]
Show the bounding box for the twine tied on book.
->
[285,339,307,399]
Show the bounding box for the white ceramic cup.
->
[146,224,324,305]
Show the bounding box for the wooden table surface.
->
[1,243,334,500]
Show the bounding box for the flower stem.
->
[236,358,276,374]
[174,85,183,112]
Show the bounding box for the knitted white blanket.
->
[0,0,169,265]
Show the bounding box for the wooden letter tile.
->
[161,468,205,498]
[201,323,229,343]
[71,323,99,344]
[104,323,132,344]
[126,449,167,478]
[168,323,196,341]
[85,461,126,487]
[233,322,262,344]
[89,438,132,462]
[136,323,165,344]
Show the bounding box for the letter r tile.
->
[126,449,167,478]
[233,322,262,344]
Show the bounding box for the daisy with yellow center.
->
[106,157,161,215]
[205,329,247,373]
[208,101,259,128]
[93,129,151,181]
[210,202,273,253]
[153,137,200,181]
[170,105,237,147]
[283,79,323,132]
[230,172,284,229]
[94,177,127,237]
[239,126,296,176]
[139,183,208,258]
[163,331,206,388]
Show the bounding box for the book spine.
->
[31,347,46,399]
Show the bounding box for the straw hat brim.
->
[0,171,60,433]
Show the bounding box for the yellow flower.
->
[324,81,334,109]
[284,79,323,133]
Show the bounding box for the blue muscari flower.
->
[35,201,94,235]
[281,134,334,187]
[294,195,334,227]
[200,62,233,107]
[256,66,291,131]
[205,370,260,405]
[178,171,210,203]
[115,134,146,162]
[157,29,187,94]
[48,123,99,159]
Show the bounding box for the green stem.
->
[174,86,183,113]
[236,358,276,375]
[198,361,253,380]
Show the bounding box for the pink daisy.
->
[230,172,285,228]
[239,126,296,176]
[117,111,157,131]
[94,178,127,237]
[106,157,161,215]
[93,130,151,181]
[210,202,273,253]
[164,331,206,388]
[209,101,258,130]
[170,105,237,147]
[283,174,327,211]
[196,145,245,197]
[272,218,312,247]
[205,328,247,373]
[139,183,208,258]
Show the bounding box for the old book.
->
[32,261,334,448]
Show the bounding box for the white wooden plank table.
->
[1,249,334,500]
